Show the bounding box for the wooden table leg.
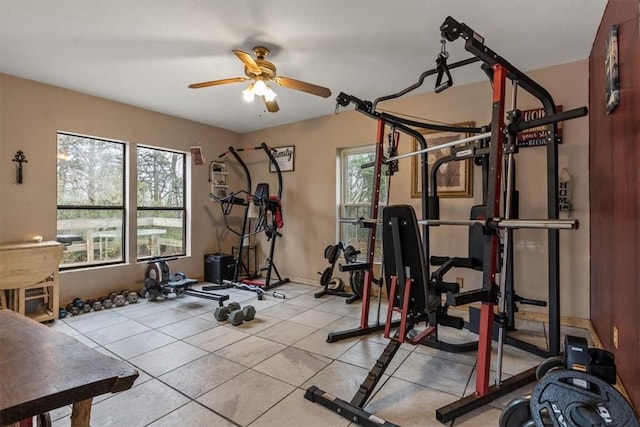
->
[70,398,93,427]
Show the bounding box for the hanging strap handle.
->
[434,39,453,93]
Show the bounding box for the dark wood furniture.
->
[0,309,139,426]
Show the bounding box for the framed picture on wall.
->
[190,145,204,165]
[411,122,474,199]
[605,24,619,114]
[269,146,295,172]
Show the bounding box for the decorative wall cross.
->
[12,151,28,184]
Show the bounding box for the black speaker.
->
[204,253,235,284]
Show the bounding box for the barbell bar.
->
[338,217,579,230]
[384,131,492,163]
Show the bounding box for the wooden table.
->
[0,241,63,322]
[0,309,139,426]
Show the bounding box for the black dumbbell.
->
[100,295,114,309]
[229,309,245,326]
[65,302,81,316]
[229,304,256,326]
[72,297,85,309]
[214,306,230,321]
[126,291,139,304]
[111,291,126,307]
[242,305,256,321]
[58,308,68,318]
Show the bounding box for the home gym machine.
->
[206,142,289,298]
[307,205,579,426]
[307,204,460,426]
[327,96,489,354]
[427,135,551,357]
[308,15,589,425]
[433,15,587,422]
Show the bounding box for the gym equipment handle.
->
[339,262,370,272]
[511,107,588,133]
[519,297,547,307]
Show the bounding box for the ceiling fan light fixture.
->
[188,46,332,112]
[253,79,268,96]
[242,84,255,102]
[264,86,277,101]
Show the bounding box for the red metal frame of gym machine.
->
[326,119,401,343]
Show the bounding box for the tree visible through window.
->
[57,133,188,268]
[57,133,125,268]
[339,145,389,261]
[136,146,186,260]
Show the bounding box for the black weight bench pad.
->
[382,205,435,314]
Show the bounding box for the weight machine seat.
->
[429,204,485,293]
[166,277,198,289]
[382,205,437,315]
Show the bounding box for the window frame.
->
[56,132,127,270]
[338,144,388,263]
[136,145,187,261]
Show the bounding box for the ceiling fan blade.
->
[275,76,331,98]
[263,96,279,113]
[233,50,262,75]
[188,77,248,89]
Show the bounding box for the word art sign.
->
[270,146,295,172]
[517,106,563,148]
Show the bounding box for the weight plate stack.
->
[531,370,639,427]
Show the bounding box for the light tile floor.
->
[46,282,590,426]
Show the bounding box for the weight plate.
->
[319,267,332,287]
[328,277,345,292]
[536,355,565,381]
[531,369,639,427]
[344,245,358,263]
[499,395,532,427]
[326,245,340,265]
[323,245,333,260]
[350,269,364,297]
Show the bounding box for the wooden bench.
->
[0,309,139,426]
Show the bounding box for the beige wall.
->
[240,60,590,319]
[1,59,590,318]
[0,74,240,303]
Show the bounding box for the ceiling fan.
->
[188,46,332,113]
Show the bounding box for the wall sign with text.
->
[269,146,295,172]
[516,106,563,148]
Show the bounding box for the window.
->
[136,146,186,260]
[57,133,126,268]
[339,145,389,261]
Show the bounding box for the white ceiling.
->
[0,0,607,134]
